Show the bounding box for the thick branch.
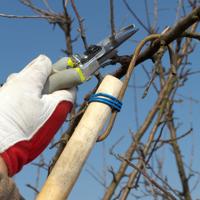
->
[114,6,200,78]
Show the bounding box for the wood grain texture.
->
[36,75,123,200]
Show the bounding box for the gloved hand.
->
[0,55,76,176]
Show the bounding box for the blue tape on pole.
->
[88,93,122,112]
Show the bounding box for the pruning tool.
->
[43,24,138,94]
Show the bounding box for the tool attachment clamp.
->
[89,92,122,112]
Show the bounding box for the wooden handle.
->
[36,75,123,200]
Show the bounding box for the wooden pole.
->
[36,75,123,200]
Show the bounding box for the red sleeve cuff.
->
[0,101,72,176]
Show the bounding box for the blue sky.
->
[0,1,200,199]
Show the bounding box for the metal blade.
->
[98,24,138,64]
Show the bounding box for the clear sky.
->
[0,1,200,200]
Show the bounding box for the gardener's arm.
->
[0,157,7,175]
[0,55,76,199]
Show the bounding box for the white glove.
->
[0,55,75,176]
